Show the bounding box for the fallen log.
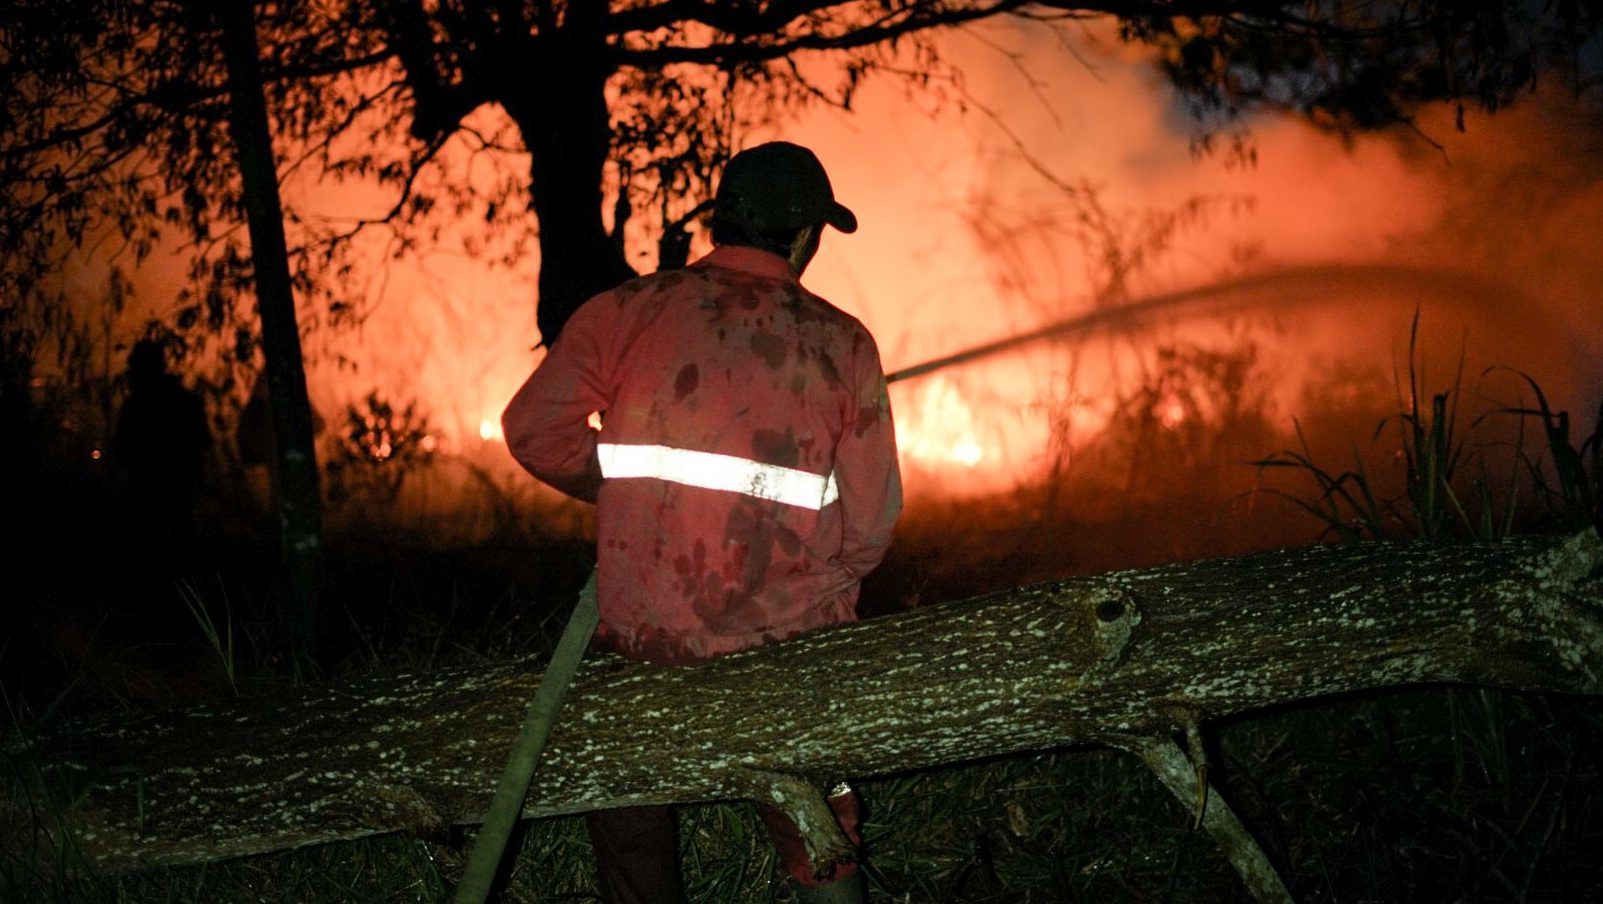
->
[8,530,1601,901]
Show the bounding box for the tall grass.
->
[177,580,237,697]
[1501,370,1603,532]
[1251,313,1595,543]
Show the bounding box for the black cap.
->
[714,142,858,234]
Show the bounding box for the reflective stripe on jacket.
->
[502,245,902,663]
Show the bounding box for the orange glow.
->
[1159,399,1187,429]
[479,419,503,442]
[895,376,989,470]
[90,448,102,460]
[953,442,983,467]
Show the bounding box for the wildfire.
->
[895,376,989,469]
[1159,399,1187,428]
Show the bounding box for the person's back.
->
[503,141,897,904]
[509,245,898,663]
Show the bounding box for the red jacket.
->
[503,245,902,664]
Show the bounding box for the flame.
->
[895,376,989,469]
[1159,399,1186,429]
[479,418,503,442]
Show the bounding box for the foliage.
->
[176,579,237,697]
[5,0,1601,357]
[1106,335,1277,498]
[1251,313,1561,543]
[326,390,437,504]
[1500,370,1603,532]
[1139,2,1603,145]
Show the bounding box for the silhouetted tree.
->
[4,2,1600,349]
[217,0,325,662]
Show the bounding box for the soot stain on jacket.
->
[674,363,700,401]
[751,427,801,468]
[750,330,788,370]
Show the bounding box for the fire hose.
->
[452,571,598,904]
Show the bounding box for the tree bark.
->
[218,0,323,660]
[506,36,638,347]
[10,531,1601,892]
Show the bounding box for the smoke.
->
[784,21,1603,494]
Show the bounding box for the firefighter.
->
[502,141,901,904]
[113,337,211,574]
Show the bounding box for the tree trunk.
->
[218,0,323,661]
[507,40,638,347]
[11,531,1602,895]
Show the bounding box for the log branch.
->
[733,770,855,872]
[1127,737,1293,904]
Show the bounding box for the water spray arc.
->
[883,263,1514,385]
